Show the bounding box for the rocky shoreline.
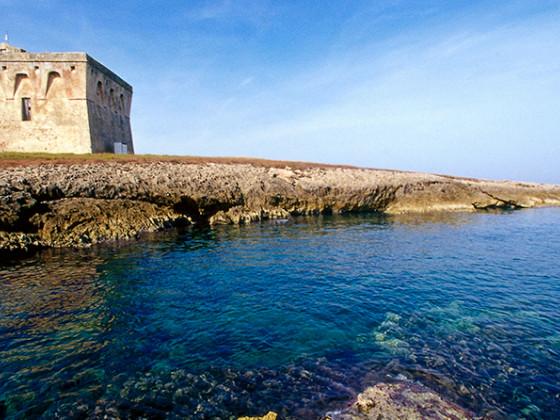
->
[2,160,560,252]
[4,158,554,418]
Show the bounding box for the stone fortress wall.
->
[0,43,133,154]
[86,55,133,154]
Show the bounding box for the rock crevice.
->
[473,190,525,210]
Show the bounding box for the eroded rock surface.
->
[1,161,559,250]
[238,412,278,420]
[327,381,474,420]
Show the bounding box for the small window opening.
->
[22,98,31,121]
[96,81,104,102]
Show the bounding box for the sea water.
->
[0,208,559,419]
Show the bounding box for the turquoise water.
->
[1,209,559,419]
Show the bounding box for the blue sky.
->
[2,1,559,183]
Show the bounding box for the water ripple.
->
[1,209,559,418]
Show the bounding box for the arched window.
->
[110,88,115,109]
[120,94,125,112]
[14,73,29,96]
[46,71,61,97]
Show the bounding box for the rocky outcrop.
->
[236,380,477,419]
[238,412,277,420]
[326,381,474,420]
[1,160,560,251]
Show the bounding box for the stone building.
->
[0,43,134,154]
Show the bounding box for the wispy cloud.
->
[238,77,254,88]
[151,5,559,182]
[186,0,276,28]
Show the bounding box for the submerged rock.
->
[327,381,474,420]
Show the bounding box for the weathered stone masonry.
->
[0,43,133,154]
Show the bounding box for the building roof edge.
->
[85,54,132,92]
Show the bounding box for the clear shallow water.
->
[1,209,559,419]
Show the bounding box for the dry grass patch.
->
[0,153,360,170]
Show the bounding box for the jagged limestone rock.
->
[238,412,277,420]
[327,382,474,420]
[1,161,559,250]
[30,198,185,248]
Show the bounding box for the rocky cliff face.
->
[1,161,559,251]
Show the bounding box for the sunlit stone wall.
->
[0,43,133,154]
